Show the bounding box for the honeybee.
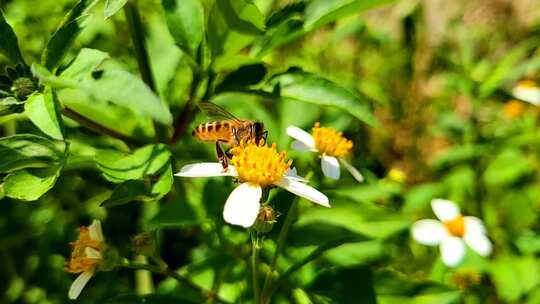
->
[192,102,267,169]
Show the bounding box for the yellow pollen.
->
[231,141,292,187]
[65,227,103,273]
[518,80,538,88]
[444,215,465,237]
[312,122,353,157]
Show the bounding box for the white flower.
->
[512,80,540,106]
[411,199,492,267]
[66,220,105,300]
[286,124,363,182]
[176,142,329,228]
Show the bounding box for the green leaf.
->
[304,0,396,31]
[0,134,64,173]
[95,144,171,183]
[0,10,25,65]
[490,256,540,301]
[162,0,204,57]
[251,17,305,57]
[268,71,378,126]
[42,0,98,70]
[24,89,64,140]
[483,149,533,187]
[324,240,385,267]
[215,63,267,92]
[207,0,264,59]
[101,163,173,207]
[296,200,409,239]
[104,0,129,19]
[60,48,109,81]
[82,69,172,125]
[34,62,173,125]
[3,165,62,201]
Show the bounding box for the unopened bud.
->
[11,77,36,100]
[253,206,277,233]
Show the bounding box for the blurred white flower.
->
[176,141,329,228]
[286,123,363,182]
[512,80,540,106]
[66,220,104,300]
[411,199,492,267]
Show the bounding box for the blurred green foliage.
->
[1,0,540,303]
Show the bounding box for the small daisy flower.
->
[512,80,540,106]
[411,199,492,267]
[65,220,105,300]
[176,141,329,228]
[286,123,363,182]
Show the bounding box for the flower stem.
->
[61,106,145,146]
[250,230,261,304]
[122,261,229,304]
[123,0,166,143]
[260,197,298,304]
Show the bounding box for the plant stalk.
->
[251,231,261,304]
[122,262,229,304]
[123,0,166,142]
[260,197,298,304]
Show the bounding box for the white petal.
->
[440,237,465,267]
[292,140,317,152]
[285,167,307,183]
[464,231,492,257]
[223,183,261,228]
[88,220,103,242]
[85,247,102,260]
[431,199,460,222]
[321,155,340,180]
[286,126,316,150]
[411,219,446,246]
[464,216,486,234]
[275,176,330,207]
[339,159,364,183]
[175,163,237,177]
[68,270,95,300]
[512,85,540,106]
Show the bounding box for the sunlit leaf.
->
[24,89,64,140]
[304,0,396,31]
[3,165,62,201]
[42,0,98,70]
[95,144,171,183]
[162,0,204,57]
[268,71,378,126]
[104,0,128,19]
[0,134,64,173]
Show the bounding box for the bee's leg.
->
[224,147,233,159]
[216,142,228,170]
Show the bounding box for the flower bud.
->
[253,205,277,233]
[11,77,36,100]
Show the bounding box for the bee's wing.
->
[198,101,241,121]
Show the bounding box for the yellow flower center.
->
[231,141,292,187]
[312,122,353,157]
[65,227,104,273]
[444,215,465,237]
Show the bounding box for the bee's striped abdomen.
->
[192,121,231,143]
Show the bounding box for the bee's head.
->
[253,122,266,144]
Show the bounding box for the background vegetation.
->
[1,0,540,303]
